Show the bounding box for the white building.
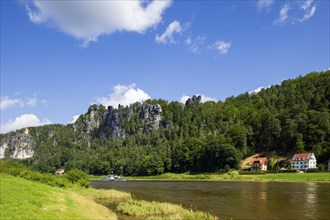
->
[291,153,317,170]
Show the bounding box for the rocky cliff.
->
[74,102,162,138]
[0,128,35,159]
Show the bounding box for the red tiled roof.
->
[252,157,268,165]
[291,153,314,161]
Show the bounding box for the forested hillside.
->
[1,71,329,175]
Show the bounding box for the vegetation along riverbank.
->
[0,161,217,219]
[125,171,330,183]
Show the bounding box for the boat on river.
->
[102,174,127,182]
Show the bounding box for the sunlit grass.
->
[0,174,117,219]
[254,173,330,182]
[126,172,330,182]
[117,199,218,220]
[74,187,131,203]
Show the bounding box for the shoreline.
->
[107,172,330,183]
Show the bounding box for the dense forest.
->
[1,71,329,175]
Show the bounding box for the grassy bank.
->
[126,172,330,182]
[0,161,217,220]
[0,174,118,220]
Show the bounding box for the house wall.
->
[291,158,317,170]
[251,163,267,171]
[261,164,267,171]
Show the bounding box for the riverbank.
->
[125,172,330,182]
[0,174,119,219]
[0,172,216,219]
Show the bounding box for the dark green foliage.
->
[1,71,329,175]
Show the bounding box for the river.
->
[91,180,330,219]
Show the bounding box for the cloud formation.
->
[179,94,217,104]
[185,36,206,54]
[70,115,80,124]
[25,0,172,46]
[0,97,24,110]
[299,0,316,22]
[249,85,271,95]
[26,98,38,107]
[274,0,316,25]
[96,84,151,108]
[0,95,46,110]
[210,40,231,54]
[274,4,290,25]
[0,114,52,134]
[155,20,182,44]
[257,0,275,11]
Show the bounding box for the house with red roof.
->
[290,152,317,170]
[251,157,268,171]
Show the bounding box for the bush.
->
[223,165,230,173]
[65,168,90,187]
[1,160,73,188]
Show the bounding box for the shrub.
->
[65,168,90,187]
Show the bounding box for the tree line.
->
[2,71,329,175]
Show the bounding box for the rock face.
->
[141,104,162,130]
[74,103,162,137]
[104,106,126,138]
[73,105,107,133]
[0,128,35,159]
[185,95,202,106]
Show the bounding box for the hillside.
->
[1,70,329,175]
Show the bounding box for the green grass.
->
[0,174,117,219]
[253,172,330,182]
[117,199,217,220]
[126,172,330,182]
[0,171,216,220]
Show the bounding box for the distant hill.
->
[1,70,329,175]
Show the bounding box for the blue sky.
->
[1,0,329,133]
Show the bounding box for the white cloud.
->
[70,115,80,124]
[299,0,316,22]
[301,0,313,10]
[26,98,37,106]
[185,37,192,45]
[210,40,231,54]
[249,85,271,95]
[0,97,24,110]
[155,20,182,44]
[0,114,52,134]
[274,1,316,25]
[179,95,191,104]
[257,0,275,11]
[179,94,217,104]
[96,84,151,108]
[300,6,316,22]
[25,0,172,46]
[185,36,206,54]
[0,95,48,110]
[274,4,290,25]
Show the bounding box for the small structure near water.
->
[55,169,65,175]
[102,174,126,182]
[290,152,317,171]
[251,157,268,172]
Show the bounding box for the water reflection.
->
[91,181,330,220]
[305,182,318,219]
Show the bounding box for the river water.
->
[91,180,330,219]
